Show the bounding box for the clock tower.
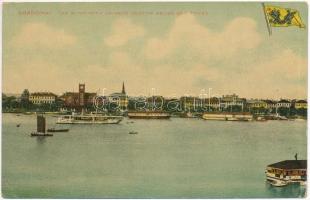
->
[78,83,85,107]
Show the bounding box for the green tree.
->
[20,89,30,109]
[278,107,290,117]
[296,108,307,117]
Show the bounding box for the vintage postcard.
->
[2,1,308,198]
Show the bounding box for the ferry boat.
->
[56,114,123,124]
[128,111,171,119]
[265,160,307,186]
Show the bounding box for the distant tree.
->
[20,89,30,109]
[250,107,266,115]
[21,89,30,100]
[222,105,243,113]
[127,99,136,111]
[231,105,243,112]
[278,107,290,117]
[296,108,307,118]
[289,107,297,116]
[270,108,277,114]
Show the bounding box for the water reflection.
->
[36,136,46,144]
[265,182,306,198]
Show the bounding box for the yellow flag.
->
[264,5,305,28]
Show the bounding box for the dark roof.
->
[31,92,57,97]
[278,99,290,103]
[109,92,127,97]
[296,100,307,103]
[263,99,277,104]
[268,160,307,169]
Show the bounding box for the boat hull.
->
[47,129,69,132]
[128,115,170,119]
[202,113,253,121]
[266,177,288,187]
[128,112,171,119]
[31,132,53,137]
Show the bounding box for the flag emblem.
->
[264,5,305,28]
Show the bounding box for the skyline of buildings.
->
[4,83,307,112]
[2,81,308,101]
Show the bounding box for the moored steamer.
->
[202,112,253,121]
[57,114,123,124]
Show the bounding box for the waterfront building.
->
[146,96,166,110]
[59,83,96,108]
[247,100,268,109]
[220,94,245,110]
[180,96,203,111]
[204,97,221,110]
[277,99,291,108]
[294,100,307,109]
[29,92,57,105]
[108,82,128,110]
[59,92,79,108]
[263,100,278,109]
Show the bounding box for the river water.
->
[2,113,307,198]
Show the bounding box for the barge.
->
[202,112,253,121]
[128,111,171,119]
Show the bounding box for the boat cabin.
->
[265,160,307,186]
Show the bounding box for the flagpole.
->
[262,3,272,36]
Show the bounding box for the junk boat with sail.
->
[31,115,53,137]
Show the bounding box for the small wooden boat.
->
[47,128,69,132]
[129,131,138,134]
[16,124,21,127]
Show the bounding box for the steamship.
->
[57,113,123,124]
